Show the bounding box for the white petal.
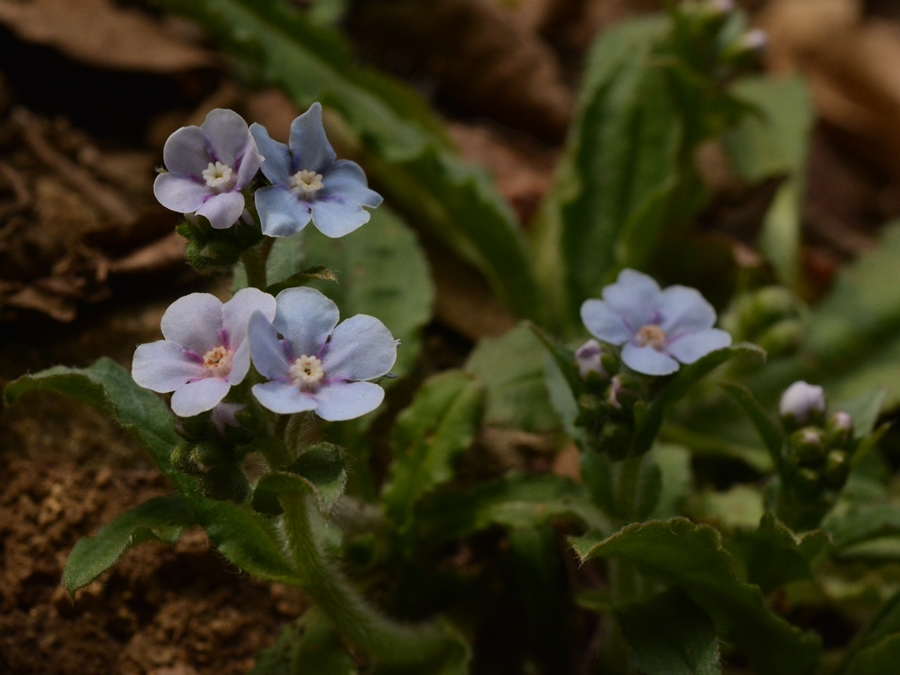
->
[321,314,396,381]
[667,329,732,364]
[252,381,317,415]
[202,108,251,168]
[621,343,679,376]
[313,382,385,421]
[160,293,223,355]
[660,286,717,335]
[603,269,661,330]
[131,341,205,392]
[223,287,277,350]
[248,312,291,381]
[581,300,632,345]
[170,377,231,417]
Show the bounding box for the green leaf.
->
[161,0,539,321]
[416,473,609,543]
[825,504,900,549]
[382,371,484,527]
[723,75,813,287]
[253,445,348,516]
[731,513,830,594]
[465,324,559,433]
[617,590,721,675]
[634,343,765,455]
[63,494,195,595]
[690,485,765,530]
[721,382,783,470]
[4,358,186,489]
[265,265,338,295]
[649,443,692,520]
[572,518,821,675]
[250,613,358,675]
[530,16,682,327]
[845,634,900,675]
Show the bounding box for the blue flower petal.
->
[250,123,292,185]
[581,299,632,345]
[310,197,371,238]
[321,314,396,381]
[132,341,205,392]
[201,108,251,168]
[621,343,679,376]
[603,269,661,330]
[321,160,383,208]
[313,381,385,421]
[667,328,731,364]
[273,288,340,360]
[234,139,265,189]
[222,287,277,350]
[289,103,336,172]
[255,185,312,237]
[659,286,716,334]
[170,377,231,417]
[153,173,210,213]
[252,381,318,415]
[162,125,210,177]
[248,311,291,380]
[196,191,245,230]
[160,293,223,355]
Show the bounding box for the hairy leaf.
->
[254,445,348,516]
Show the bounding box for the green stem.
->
[241,237,275,290]
[280,492,459,668]
[609,455,644,607]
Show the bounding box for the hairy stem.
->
[280,492,459,667]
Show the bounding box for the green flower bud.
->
[793,467,820,497]
[789,427,826,464]
[823,450,849,488]
[825,411,853,448]
[756,319,805,357]
[600,422,633,461]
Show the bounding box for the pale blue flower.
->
[132,288,276,417]
[575,339,607,379]
[248,287,396,420]
[153,109,264,230]
[580,269,731,376]
[250,103,382,238]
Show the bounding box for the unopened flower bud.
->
[825,411,853,446]
[780,381,826,427]
[756,319,804,357]
[790,427,825,464]
[823,450,849,488]
[794,467,820,497]
[575,339,607,380]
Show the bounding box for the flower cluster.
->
[154,103,381,238]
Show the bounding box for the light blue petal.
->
[160,293,223,355]
[250,123,292,184]
[252,381,318,415]
[581,299,632,345]
[667,328,731,364]
[201,108,250,168]
[248,311,291,380]
[313,381,385,421]
[163,125,210,177]
[603,269,661,330]
[223,287,278,350]
[196,191,245,230]
[274,287,340,359]
[321,160,383,208]
[171,377,231,417]
[234,139,265,189]
[255,185,312,237]
[153,173,210,213]
[132,341,205,392]
[321,315,397,381]
[211,402,244,434]
[289,103,336,172]
[227,338,251,385]
[622,343,679,376]
[310,197,371,238]
[660,286,716,335]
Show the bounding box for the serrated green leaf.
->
[4,358,187,489]
[161,0,539,321]
[633,344,765,455]
[466,324,559,433]
[649,443,692,520]
[416,473,609,542]
[731,513,831,594]
[721,382,783,470]
[382,371,483,527]
[63,494,194,595]
[254,445,348,516]
[572,518,821,675]
[617,589,721,675]
[690,485,765,530]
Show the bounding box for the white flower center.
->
[289,169,324,197]
[635,325,667,351]
[202,161,235,190]
[203,346,233,377]
[289,355,324,389]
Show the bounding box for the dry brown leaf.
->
[0,0,212,73]
[349,0,573,143]
[759,0,900,176]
